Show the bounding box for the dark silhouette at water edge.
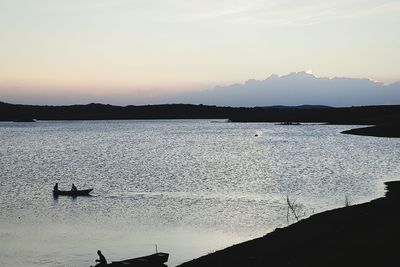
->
[91,250,107,267]
[178,181,400,267]
[12,118,36,122]
[342,123,400,137]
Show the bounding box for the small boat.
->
[108,252,169,267]
[53,189,93,196]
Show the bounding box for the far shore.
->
[1,102,400,127]
[177,181,400,267]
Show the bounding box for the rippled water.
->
[1,120,400,267]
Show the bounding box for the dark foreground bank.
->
[178,181,400,267]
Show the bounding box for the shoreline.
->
[3,101,400,138]
[177,181,400,267]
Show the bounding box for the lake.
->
[1,120,399,266]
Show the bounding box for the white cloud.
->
[166,72,400,107]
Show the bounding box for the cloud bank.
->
[165,72,400,107]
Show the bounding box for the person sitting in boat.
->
[71,183,77,191]
[93,250,107,266]
[53,183,58,192]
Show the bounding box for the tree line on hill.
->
[1,101,400,125]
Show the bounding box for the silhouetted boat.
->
[53,189,93,196]
[108,252,169,267]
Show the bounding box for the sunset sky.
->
[1,0,399,104]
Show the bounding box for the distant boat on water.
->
[53,189,93,196]
[210,120,230,123]
[276,122,301,125]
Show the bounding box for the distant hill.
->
[1,101,400,126]
[0,101,247,121]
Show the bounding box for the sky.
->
[0,0,400,105]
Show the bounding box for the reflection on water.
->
[0,120,400,266]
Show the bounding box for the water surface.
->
[1,120,399,266]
